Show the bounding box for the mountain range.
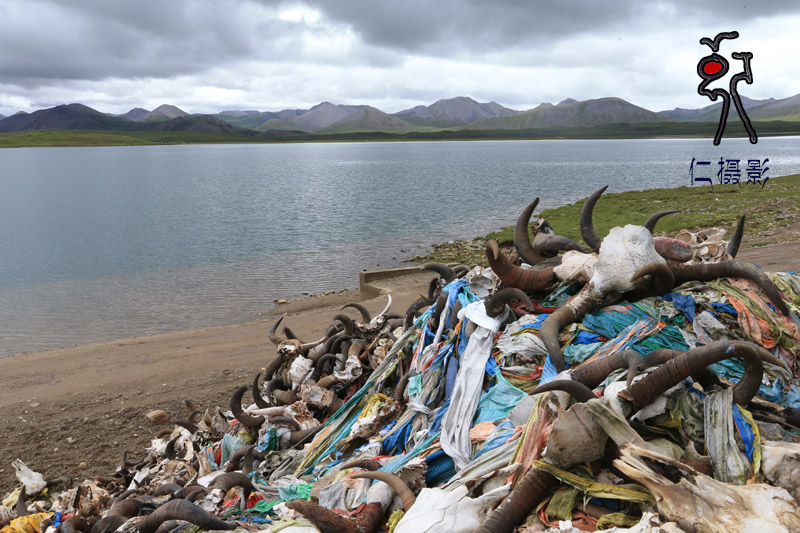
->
[2,93,799,136]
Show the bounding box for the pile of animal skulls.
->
[4,185,800,533]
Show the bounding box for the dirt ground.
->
[0,270,432,494]
[0,245,798,495]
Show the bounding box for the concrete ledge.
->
[359,266,422,299]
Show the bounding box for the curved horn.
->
[164,434,181,460]
[429,289,449,332]
[514,198,546,266]
[624,348,682,389]
[669,260,788,315]
[625,262,675,301]
[241,446,259,477]
[404,297,432,330]
[474,469,557,533]
[350,471,416,511]
[252,371,269,409]
[529,379,596,403]
[15,490,30,517]
[451,297,463,326]
[539,285,601,372]
[580,185,608,252]
[210,472,254,501]
[329,334,349,355]
[392,371,417,403]
[286,500,384,533]
[223,445,255,473]
[230,385,265,430]
[340,459,383,471]
[183,487,208,503]
[138,499,234,533]
[485,240,556,293]
[423,263,456,284]
[268,315,285,346]
[288,425,323,445]
[331,314,355,336]
[282,326,304,343]
[172,416,198,435]
[627,342,764,408]
[484,287,532,318]
[644,210,680,233]
[263,377,285,405]
[427,277,440,301]
[263,356,283,381]
[315,374,337,390]
[60,516,84,533]
[310,353,337,382]
[452,264,470,278]
[343,302,371,322]
[273,389,298,405]
[152,483,182,498]
[122,449,142,469]
[91,515,127,533]
[726,214,745,258]
[539,289,602,373]
[568,350,642,389]
[269,415,301,430]
[378,294,393,317]
[532,233,586,255]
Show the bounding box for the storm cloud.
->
[0,0,798,116]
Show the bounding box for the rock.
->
[78,462,88,469]
[145,410,169,425]
[275,298,288,304]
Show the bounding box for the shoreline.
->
[4,129,800,149]
[2,175,799,492]
[0,269,433,492]
[1,242,798,493]
[3,242,794,368]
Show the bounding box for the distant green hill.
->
[462,97,668,129]
[319,107,423,134]
[665,93,800,123]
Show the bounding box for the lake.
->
[1,137,799,356]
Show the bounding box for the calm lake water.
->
[1,137,799,356]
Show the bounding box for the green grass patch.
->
[414,174,800,265]
[4,120,800,148]
[0,130,153,148]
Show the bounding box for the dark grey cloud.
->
[0,0,321,86]
[0,0,797,116]
[302,0,800,54]
[301,0,635,54]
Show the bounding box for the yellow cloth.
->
[0,513,53,533]
[387,509,405,533]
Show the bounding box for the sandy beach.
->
[0,269,432,493]
[0,244,797,494]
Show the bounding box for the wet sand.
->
[0,269,432,492]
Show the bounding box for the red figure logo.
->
[697,31,758,145]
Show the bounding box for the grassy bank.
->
[3,120,800,148]
[0,129,262,148]
[411,174,800,265]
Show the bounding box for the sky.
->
[1,0,799,117]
